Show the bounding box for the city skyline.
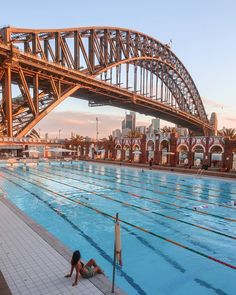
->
[1,0,235,138]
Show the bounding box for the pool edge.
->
[0,196,127,295]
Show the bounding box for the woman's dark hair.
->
[71,250,81,266]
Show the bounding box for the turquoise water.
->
[0,162,236,295]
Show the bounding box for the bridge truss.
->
[0,26,211,137]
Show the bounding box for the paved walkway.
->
[0,200,104,295]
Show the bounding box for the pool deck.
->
[0,197,125,295]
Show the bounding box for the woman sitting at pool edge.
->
[65,250,104,286]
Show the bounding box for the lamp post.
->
[96,117,99,142]
[59,129,61,139]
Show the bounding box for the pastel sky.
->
[1,0,236,138]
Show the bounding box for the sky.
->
[1,0,236,138]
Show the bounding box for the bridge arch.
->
[0,26,211,137]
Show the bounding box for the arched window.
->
[177,145,189,165]
[123,145,130,161]
[97,146,105,160]
[147,140,155,161]
[133,144,141,162]
[232,148,236,170]
[210,145,223,168]
[115,144,122,161]
[192,145,204,167]
[160,140,169,165]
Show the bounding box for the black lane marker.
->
[194,279,228,295]
[13,167,227,255]
[1,168,235,271]
[61,164,236,204]
[28,167,236,223]
[80,161,236,197]
[0,171,147,295]
[35,165,236,240]
[45,165,235,210]
[2,168,188,274]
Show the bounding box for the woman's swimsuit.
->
[81,266,94,279]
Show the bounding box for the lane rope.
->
[1,169,235,271]
[27,166,236,222]
[45,164,236,210]
[33,166,236,240]
[64,163,236,202]
[77,162,236,198]
[84,161,236,197]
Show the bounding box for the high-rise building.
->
[210,112,218,136]
[148,118,160,133]
[136,126,146,134]
[121,112,136,131]
[112,129,121,139]
[122,128,130,137]
[151,118,160,133]
[131,111,136,130]
[122,119,126,130]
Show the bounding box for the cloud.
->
[217,116,236,129]
[36,110,125,138]
[224,117,236,123]
[202,97,227,109]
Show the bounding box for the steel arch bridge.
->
[0,26,212,137]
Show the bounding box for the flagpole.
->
[111,212,119,293]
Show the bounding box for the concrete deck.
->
[0,197,124,295]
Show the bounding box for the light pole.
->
[96,117,99,142]
[59,129,61,139]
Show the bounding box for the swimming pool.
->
[0,162,235,295]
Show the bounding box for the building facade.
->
[69,133,236,171]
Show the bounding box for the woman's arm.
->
[72,263,82,286]
[72,271,79,286]
[65,263,74,278]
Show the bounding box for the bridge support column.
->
[4,65,13,137]
[156,151,161,165]
[205,137,210,166]
[140,135,146,164]
[188,152,194,167]
[223,139,234,171]
[154,138,159,165]
[170,133,177,167]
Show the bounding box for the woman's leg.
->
[93,266,104,274]
[86,259,97,268]
[85,259,104,275]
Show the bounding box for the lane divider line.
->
[28,166,236,222]
[63,163,236,202]
[1,169,235,271]
[77,162,236,197]
[44,165,236,210]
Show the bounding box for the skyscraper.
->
[148,118,160,133]
[122,112,136,131]
[151,118,160,133]
[210,112,218,136]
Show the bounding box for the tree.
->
[127,130,142,139]
[161,126,176,133]
[70,134,84,144]
[218,128,236,140]
[108,135,114,142]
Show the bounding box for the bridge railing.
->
[0,137,60,144]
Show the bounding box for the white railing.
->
[0,137,60,144]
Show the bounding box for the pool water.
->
[0,162,235,295]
